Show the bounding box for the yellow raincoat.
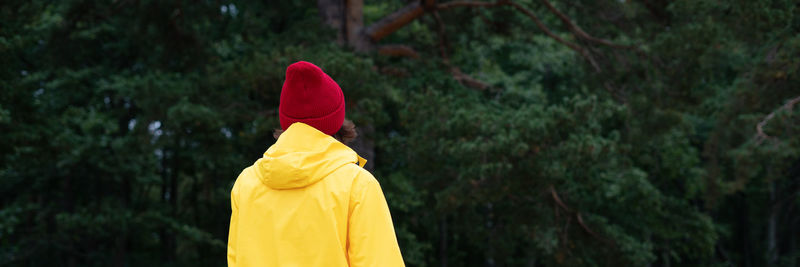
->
[227,122,404,267]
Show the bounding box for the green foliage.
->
[1,0,385,265]
[2,0,798,266]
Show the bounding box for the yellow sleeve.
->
[348,175,405,267]
[227,181,239,267]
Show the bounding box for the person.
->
[227,61,405,267]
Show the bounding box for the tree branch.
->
[539,0,660,68]
[436,0,647,71]
[549,185,572,212]
[432,9,492,90]
[506,1,601,72]
[755,95,800,145]
[577,213,614,245]
[363,2,426,42]
[365,1,605,72]
[450,68,492,90]
[431,9,451,62]
[549,185,614,245]
[377,44,421,58]
[436,0,508,9]
[539,0,632,49]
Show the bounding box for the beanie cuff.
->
[279,101,345,136]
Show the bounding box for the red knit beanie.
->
[279,61,345,135]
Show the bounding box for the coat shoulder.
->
[233,165,261,191]
[336,163,379,195]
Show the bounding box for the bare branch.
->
[437,0,508,9]
[377,44,420,59]
[755,95,800,145]
[379,66,410,77]
[577,213,614,245]
[365,0,604,72]
[450,67,492,90]
[437,0,631,49]
[506,1,601,72]
[434,1,609,72]
[550,185,614,245]
[539,0,662,68]
[432,8,492,90]
[540,0,632,49]
[549,185,572,213]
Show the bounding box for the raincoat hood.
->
[255,122,366,190]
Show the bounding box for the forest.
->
[1,0,799,266]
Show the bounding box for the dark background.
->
[1,0,799,266]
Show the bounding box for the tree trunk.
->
[440,216,448,267]
[345,0,371,51]
[767,181,778,266]
[318,0,370,50]
[317,0,346,45]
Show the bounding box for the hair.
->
[273,119,358,144]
